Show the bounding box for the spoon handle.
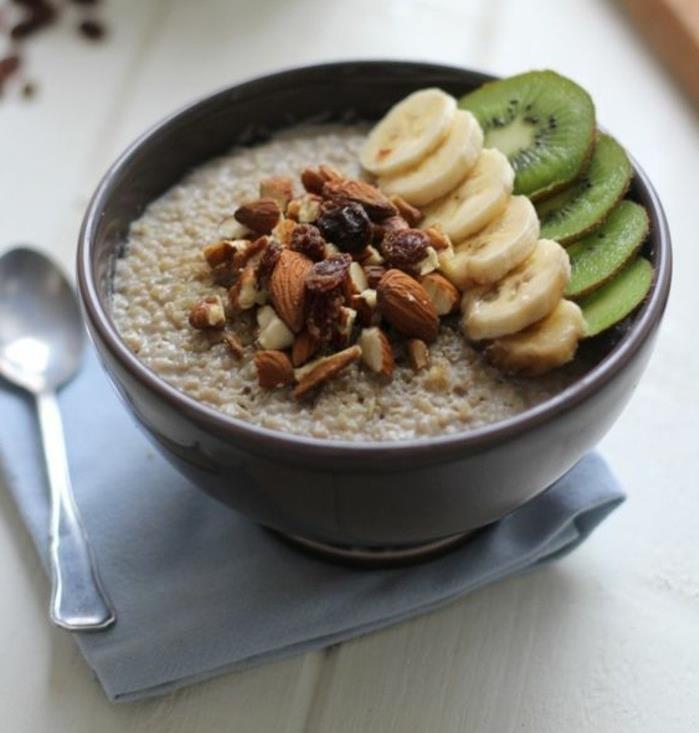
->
[36,390,116,631]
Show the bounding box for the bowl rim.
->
[77,59,672,459]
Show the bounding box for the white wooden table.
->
[1,1,698,730]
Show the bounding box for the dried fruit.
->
[363,265,387,289]
[407,339,430,372]
[390,195,423,226]
[269,249,313,333]
[256,240,282,287]
[380,229,430,271]
[306,289,345,344]
[377,269,439,342]
[259,176,294,211]
[293,345,362,399]
[305,253,352,294]
[290,223,326,261]
[421,272,460,315]
[358,327,395,377]
[189,295,226,330]
[316,201,371,254]
[291,330,319,367]
[234,198,281,234]
[255,350,295,388]
[322,178,397,220]
[371,215,409,245]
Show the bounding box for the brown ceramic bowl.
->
[77,61,671,560]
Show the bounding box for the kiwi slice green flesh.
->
[460,70,595,200]
[537,134,632,243]
[579,256,654,337]
[566,200,649,298]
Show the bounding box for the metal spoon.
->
[0,247,115,631]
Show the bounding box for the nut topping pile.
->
[189,165,457,398]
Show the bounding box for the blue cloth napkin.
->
[0,348,624,702]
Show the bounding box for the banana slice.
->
[485,300,587,375]
[422,149,514,241]
[377,110,483,206]
[360,88,457,177]
[461,238,570,340]
[440,196,539,288]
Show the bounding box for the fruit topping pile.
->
[189,70,654,396]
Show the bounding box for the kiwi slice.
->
[579,256,654,337]
[566,200,649,298]
[460,70,595,200]
[537,134,632,243]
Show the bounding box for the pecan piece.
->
[380,228,430,272]
[255,350,295,389]
[234,198,281,234]
[189,295,226,330]
[202,239,244,268]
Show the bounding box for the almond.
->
[189,295,226,330]
[322,178,397,220]
[390,195,423,226]
[259,176,294,211]
[424,225,452,252]
[335,306,357,346]
[357,245,384,266]
[376,269,439,342]
[300,165,344,194]
[234,198,281,234]
[292,345,361,399]
[358,327,394,377]
[291,330,319,367]
[255,350,295,389]
[407,339,430,372]
[202,239,246,268]
[421,272,460,315]
[348,261,369,294]
[269,249,313,333]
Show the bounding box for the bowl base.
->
[274,530,477,568]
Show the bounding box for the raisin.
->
[306,290,345,344]
[305,253,352,294]
[256,241,282,287]
[290,223,326,261]
[380,229,429,271]
[316,201,371,254]
[371,215,409,246]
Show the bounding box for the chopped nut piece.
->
[202,239,245,268]
[390,195,423,226]
[223,332,245,359]
[256,304,277,330]
[259,176,294,211]
[358,245,384,266]
[335,306,357,346]
[359,327,395,377]
[417,246,440,276]
[322,178,397,221]
[291,330,319,367]
[255,350,295,389]
[290,223,326,261]
[269,249,313,333]
[301,165,344,194]
[380,229,430,272]
[217,215,249,240]
[421,272,460,315]
[424,225,452,252]
[407,339,430,372]
[363,265,387,289]
[288,193,322,223]
[258,311,295,350]
[229,265,266,311]
[234,198,281,234]
[348,261,369,294]
[351,288,380,327]
[272,217,297,246]
[189,295,226,330]
[292,345,362,399]
[376,269,439,342]
[232,235,269,269]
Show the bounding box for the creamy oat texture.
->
[111,124,582,441]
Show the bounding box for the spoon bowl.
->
[0,247,84,393]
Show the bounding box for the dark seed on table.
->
[78,19,106,40]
